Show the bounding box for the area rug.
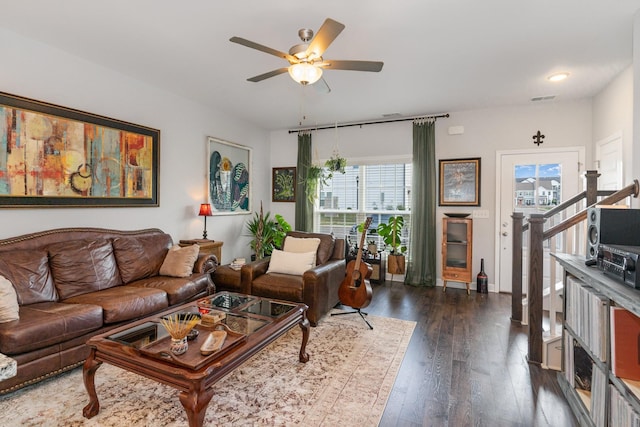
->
[0,310,415,426]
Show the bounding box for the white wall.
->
[634,10,640,199]
[269,100,593,290]
[592,66,634,187]
[0,28,270,264]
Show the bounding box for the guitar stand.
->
[332,308,373,330]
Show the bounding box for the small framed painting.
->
[272,167,296,202]
[439,157,481,206]
[208,136,251,215]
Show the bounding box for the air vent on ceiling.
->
[531,95,556,102]
[382,113,402,118]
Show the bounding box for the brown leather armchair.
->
[241,231,345,326]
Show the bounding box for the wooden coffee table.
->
[82,292,309,427]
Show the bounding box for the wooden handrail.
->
[543,179,639,240]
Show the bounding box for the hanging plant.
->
[324,153,347,174]
[304,153,347,203]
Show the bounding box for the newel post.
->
[585,170,600,206]
[527,214,545,365]
[511,212,525,323]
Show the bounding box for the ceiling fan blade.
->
[247,68,289,82]
[230,37,297,63]
[313,77,331,94]
[305,18,345,59]
[320,60,384,72]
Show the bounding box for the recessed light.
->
[548,72,569,82]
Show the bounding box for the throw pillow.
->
[159,244,199,278]
[283,236,321,262]
[266,249,316,276]
[0,275,19,323]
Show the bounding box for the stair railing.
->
[511,171,639,365]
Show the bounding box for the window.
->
[314,163,411,253]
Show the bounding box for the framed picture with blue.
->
[272,167,296,202]
[439,157,481,206]
[207,136,251,215]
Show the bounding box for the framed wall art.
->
[439,157,481,206]
[272,167,296,202]
[208,136,251,215]
[0,91,160,207]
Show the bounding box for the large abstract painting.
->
[0,92,159,207]
[208,136,251,215]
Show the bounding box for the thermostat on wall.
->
[448,126,464,135]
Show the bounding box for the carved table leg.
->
[82,349,103,419]
[179,383,215,427]
[298,317,310,363]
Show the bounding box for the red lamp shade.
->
[199,203,213,216]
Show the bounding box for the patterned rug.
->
[0,310,415,426]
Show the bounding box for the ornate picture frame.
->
[272,167,296,202]
[0,91,160,207]
[207,136,251,215]
[439,157,481,206]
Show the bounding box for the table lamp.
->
[198,203,213,239]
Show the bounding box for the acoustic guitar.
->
[338,217,373,309]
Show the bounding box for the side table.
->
[212,264,244,293]
[179,239,223,264]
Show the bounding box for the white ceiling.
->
[0,1,639,131]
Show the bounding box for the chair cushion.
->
[283,236,321,264]
[0,249,58,305]
[251,272,304,303]
[113,234,172,283]
[266,249,316,276]
[48,238,122,300]
[0,275,19,323]
[159,244,199,278]
[286,231,335,265]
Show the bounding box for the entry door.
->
[595,133,623,191]
[496,149,582,293]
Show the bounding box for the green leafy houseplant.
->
[377,215,407,274]
[246,202,291,259]
[304,153,347,203]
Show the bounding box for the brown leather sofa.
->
[0,227,218,394]
[241,231,345,326]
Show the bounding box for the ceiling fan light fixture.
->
[288,63,322,85]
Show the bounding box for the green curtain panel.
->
[295,132,313,231]
[405,120,437,286]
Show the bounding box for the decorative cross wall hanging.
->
[532,130,545,146]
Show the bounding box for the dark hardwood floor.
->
[351,282,578,427]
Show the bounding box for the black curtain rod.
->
[287,113,450,134]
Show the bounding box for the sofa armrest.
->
[194,253,218,274]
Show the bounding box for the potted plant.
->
[246,202,292,260]
[377,215,407,274]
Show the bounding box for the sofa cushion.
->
[125,274,209,306]
[0,249,58,305]
[286,231,335,265]
[0,275,19,323]
[64,286,168,324]
[48,238,123,300]
[267,249,316,276]
[113,234,173,283]
[0,301,103,354]
[159,244,199,278]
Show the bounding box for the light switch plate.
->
[472,210,490,219]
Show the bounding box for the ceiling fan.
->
[229,18,383,92]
